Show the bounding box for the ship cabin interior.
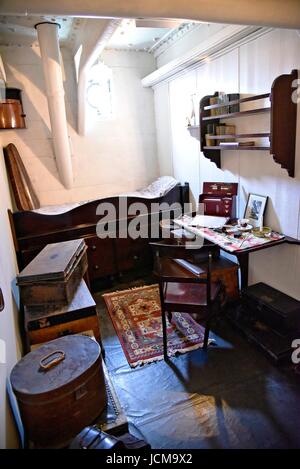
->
[0,0,300,452]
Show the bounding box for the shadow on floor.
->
[94,277,300,449]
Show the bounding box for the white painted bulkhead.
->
[152,28,300,299]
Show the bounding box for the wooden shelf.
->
[204,146,270,151]
[198,71,297,177]
[206,133,270,140]
[203,92,270,111]
[202,107,270,121]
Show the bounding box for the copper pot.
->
[0,99,26,129]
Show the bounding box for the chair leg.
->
[162,311,168,360]
[203,322,210,350]
[167,312,172,323]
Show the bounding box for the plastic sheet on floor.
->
[96,293,300,449]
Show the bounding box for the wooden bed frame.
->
[4,143,189,288]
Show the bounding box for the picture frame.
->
[244,193,268,228]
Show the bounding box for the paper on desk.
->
[187,215,229,229]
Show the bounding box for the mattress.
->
[33,176,178,215]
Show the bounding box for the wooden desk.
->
[173,218,300,289]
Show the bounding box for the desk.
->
[174,216,300,289]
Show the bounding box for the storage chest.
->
[242,282,300,334]
[24,279,100,347]
[17,239,88,306]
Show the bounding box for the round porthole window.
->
[86,62,113,119]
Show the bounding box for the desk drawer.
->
[85,237,117,279]
[115,238,152,272]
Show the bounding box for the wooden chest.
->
[242,282,300,334]
[24,279,100,347]
[17,239,88,306]
[209,256,239,301]
[175,255,239,301]
[10,335,106,448]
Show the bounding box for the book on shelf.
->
[209,96,219,116]
[216,124,236,142]
[209,92,228,116]
[227,93,240,113]
[219,141,255,147]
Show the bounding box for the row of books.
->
[205,124,236,146]
[209,92,239,116]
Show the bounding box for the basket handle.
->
[39,350,65,371]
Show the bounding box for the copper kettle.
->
[0,98,26,129]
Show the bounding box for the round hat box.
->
[10,335,106,448]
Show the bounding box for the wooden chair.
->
[150,240,225,360]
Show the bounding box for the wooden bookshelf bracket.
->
[270,69,297,177]
[198,70,298,177]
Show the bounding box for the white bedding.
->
[33,176,178,215]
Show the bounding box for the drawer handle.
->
[133,255,139,261]
[94,265,99,270]
[91,245,97,251]
[39,350,65,371]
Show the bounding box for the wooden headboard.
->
[3,143,40,211]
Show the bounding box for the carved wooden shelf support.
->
[197,70,298,177]
[270,69,297,178]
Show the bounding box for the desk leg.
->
[237,253,249,290]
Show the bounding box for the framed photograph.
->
[244,193,268,227]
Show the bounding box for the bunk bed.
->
[4,143,189,286]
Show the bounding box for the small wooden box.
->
[17,239,88,306]
[25,279,100,346]
[199,182,238,218]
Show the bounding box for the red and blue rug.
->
[103,284,209,367]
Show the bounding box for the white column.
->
[35,22,73,189]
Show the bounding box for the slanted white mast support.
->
[35,22,73,189]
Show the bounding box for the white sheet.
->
[33,176,178,215]
[179,215,229,229]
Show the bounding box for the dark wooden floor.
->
[94,276,300,449]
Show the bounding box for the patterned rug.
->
[102,284,210,367]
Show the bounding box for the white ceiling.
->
[0,15,76,46]
[106,18,187,52]
[0,15,193,52]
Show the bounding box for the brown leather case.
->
[69,426,151,450]
[10,335,106,448]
